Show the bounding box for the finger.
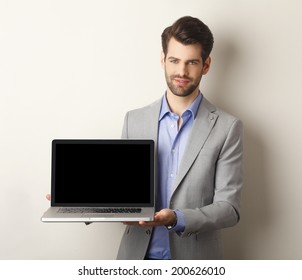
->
[122,222,140,226]
[139,221,150,226]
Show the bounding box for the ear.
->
[202,56,211,74]
[160,51,165,68]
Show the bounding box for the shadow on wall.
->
[207,37,270,259]
[223,127,270,259]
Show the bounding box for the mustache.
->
[172,74,192,80]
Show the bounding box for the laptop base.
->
[41,207,155,222]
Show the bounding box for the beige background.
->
[1,0,301,259]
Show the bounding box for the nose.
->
[177,62,188,77]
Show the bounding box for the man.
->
[116,16,243,260]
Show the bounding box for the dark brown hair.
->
[161,16,214,62]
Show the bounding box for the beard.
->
[165,72,201,97]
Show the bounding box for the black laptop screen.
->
[51,139,154,207]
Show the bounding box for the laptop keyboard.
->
[58,207,142,213]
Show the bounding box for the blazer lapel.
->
[145,98,162,146]
[171,97,218,193]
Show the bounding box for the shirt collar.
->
[159,91,203,121]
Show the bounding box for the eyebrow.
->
[167,56,178,60]
[167,56,201,63]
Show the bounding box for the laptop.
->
[41,139,155,222]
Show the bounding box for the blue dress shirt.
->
[145,91,203,259]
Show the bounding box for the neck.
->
[166,89,199,116]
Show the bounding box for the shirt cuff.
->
[167,209,185,232]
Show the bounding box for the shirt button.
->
[171,124,175,128]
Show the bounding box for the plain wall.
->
[1,0,302,259]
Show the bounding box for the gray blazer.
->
[116,96,243,260]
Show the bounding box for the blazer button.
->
[146,229,151,235]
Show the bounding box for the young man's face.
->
[162,37,211,98]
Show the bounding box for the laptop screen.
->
[51,139,155,207]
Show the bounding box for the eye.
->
[169,59,178,64]
[188,60,198,65]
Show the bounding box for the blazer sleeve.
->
[179,119,243,237]
[121,112,129,139]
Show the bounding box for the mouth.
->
[173,77,190,87]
